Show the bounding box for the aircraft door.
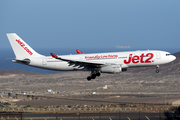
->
[42,58,47,65]
[156,52,161,59]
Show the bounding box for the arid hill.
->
[0,69,42,75]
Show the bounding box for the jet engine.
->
[100,65,122,73]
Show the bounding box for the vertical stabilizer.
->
[7,33,44,59]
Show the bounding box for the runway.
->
[15,94,180,107]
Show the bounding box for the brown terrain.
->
[0,52,180,107]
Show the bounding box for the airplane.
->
[7,33,176,81]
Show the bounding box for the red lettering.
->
[124,54,132,64]
[28,51,32,55]
[140,53,145,63]
[16,39,33,56]
[124,53,154,64]
[113,67,120,68]
[85,55,118,59]
[145,53,153,63]
[16,39,20,43]
[20,42,25,48]
[132,55,140,63]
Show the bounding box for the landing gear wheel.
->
[156,70,159,73]
[91,74,96,79]
[156,65,159,73]
[87,76,91,81]
[96,72,101,77]
[87,70,100,80]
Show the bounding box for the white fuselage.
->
[28,50,176,71]
[6,33,176,79]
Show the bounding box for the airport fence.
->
[0,106,172,113]
[0,111,174,120]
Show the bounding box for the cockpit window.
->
[166,54,170,56]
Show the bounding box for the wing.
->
[50,53,105,68]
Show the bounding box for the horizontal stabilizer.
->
[7,58,30,65]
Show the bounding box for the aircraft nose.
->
[172,55,176,61]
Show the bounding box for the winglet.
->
[76,49,83,54]
[50,53,58,58]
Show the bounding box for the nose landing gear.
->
[156,65,159,73]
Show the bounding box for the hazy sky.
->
[1,0,180,50]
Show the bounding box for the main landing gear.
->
[87,72,101,81]
[156,65,159,73]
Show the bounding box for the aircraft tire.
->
[156,70,159,73]
[91,74,96,79]
[96,72,100,76]
[87,76,91,81]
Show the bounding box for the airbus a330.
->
[7,33,176,81]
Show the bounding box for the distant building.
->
[20,92,26,95]
[47,89,55,94]
[103,85,108,89]
[47,89,53,93]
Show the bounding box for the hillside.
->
[0,69,42,75]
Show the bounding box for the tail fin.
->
[7,33,44,59]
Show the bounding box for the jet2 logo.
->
[16,39,33,55]
[124,53,154,64]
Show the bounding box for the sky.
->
[1,0,180,51]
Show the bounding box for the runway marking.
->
[145,116,150,120]
[127,117,131,120]
[109,117,112,120]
